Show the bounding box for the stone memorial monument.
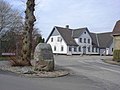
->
[34,43,54,71]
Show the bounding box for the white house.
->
[46,25,113,55]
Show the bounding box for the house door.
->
[83,46,86,54]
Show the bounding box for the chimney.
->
[66,25,69,29]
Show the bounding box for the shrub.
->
[9,56,32,66]
[113,50,120,62]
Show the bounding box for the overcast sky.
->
[4,0,120,39]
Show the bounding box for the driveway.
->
[0,55,120,90]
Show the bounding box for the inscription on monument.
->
[41,49,53,60]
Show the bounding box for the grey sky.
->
[4,0,120,39]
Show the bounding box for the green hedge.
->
[113,50,120,62]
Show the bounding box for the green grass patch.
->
[0,56,9,60]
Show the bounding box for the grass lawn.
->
[0,56,10,61]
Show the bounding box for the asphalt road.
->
[55,55,120,89]
[0,55,120,90]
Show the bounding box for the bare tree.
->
[0,0,23,37]
[32,28,45,55]
[0,0,23,57]
[21,0,36,66]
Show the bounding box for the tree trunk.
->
[21,0,36,66]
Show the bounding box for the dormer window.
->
[84,38,86,43]
[57,37,62,42]
[84,32,86,34]
[79,38,82,43]
[88,39,90,43]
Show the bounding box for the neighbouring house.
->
[112,20,120,50]
[46,25,113,55]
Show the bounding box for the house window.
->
[78,46,81,52]
[69,47,72,51]
[96,48,98,52]
[84,32,86,34]
[84,38,86,43]
[88,47,90,52]
[57,37,62,42]
[57,37,59,42]
[54,46,56,51]
[88,39,90,44]
[61,46,64,51]
[79,38,82,43]
[51,38,53,42]
[112,48,113,52]
[74,47,77,52]
[92,47,94,52]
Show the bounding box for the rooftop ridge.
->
[97,32,112,34]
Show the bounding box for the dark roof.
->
[46,26,113,48]
[90,33,98,47]
[56,26,78,46]
[112,20,120,35]
[97,32,113,48]
[73,28,88,38]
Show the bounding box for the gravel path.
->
[0,61,69,78]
